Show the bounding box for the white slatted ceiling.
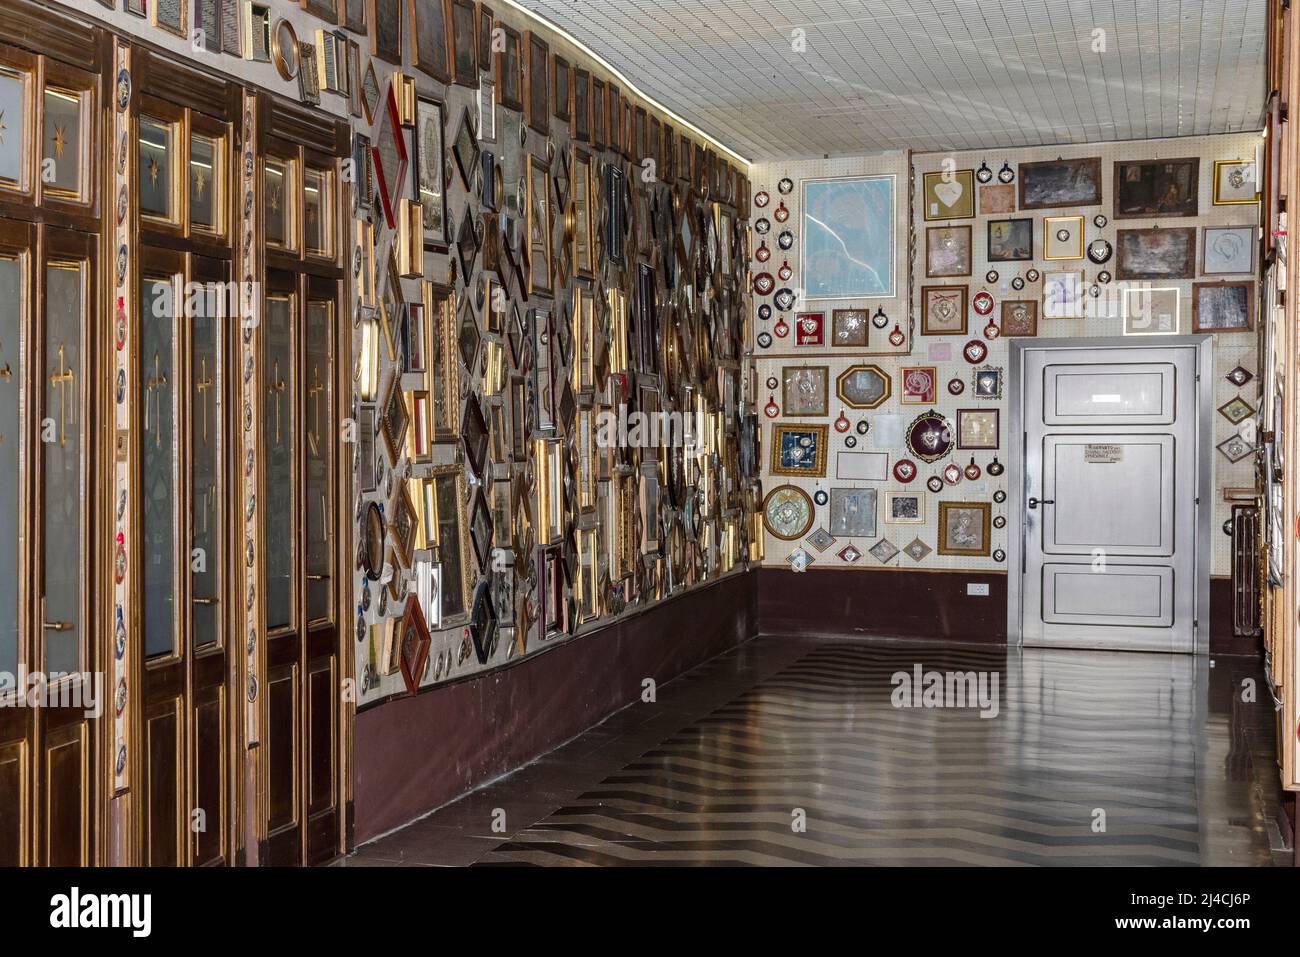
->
[513,0,1267,161]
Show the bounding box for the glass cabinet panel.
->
[191,286,221,648]
[42,88,83,202]
[139,115,174,221]
[305,299,332,623]
[141,277,176,659]
[263,293,295,631]
[0,67,29,192]
[189,132,219,232]
[303,168,330,257]
[0,254,21,678]
[42,261,84,676]
[264,158,293,248]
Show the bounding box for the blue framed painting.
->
[770,423,829,477]
[800,175,896,299]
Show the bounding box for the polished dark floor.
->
[345,636,1290,866]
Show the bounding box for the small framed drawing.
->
[1123,286,1180,335]
[885,491,924,525]
[925,225,972,277]
[920,284,967,335]
[1213,159,1257,205]
[1001,299,1037,337]
[831,309,869,347]
[781,365,829,417]
[1192,281,1254,334]
[770,423,829,477]
[1041,270,1084,319]
[979,184,1015,215]
[922,169,975,220]
[1201,225,1255,275]
[900,366,937,404]
[1043,215,1084,260]
[987,218,1033,261]
[938,502,991,557]
[971,365,1003,399]
[829,487,877,538]
[957,408,999,449]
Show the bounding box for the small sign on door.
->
[1084,443,1124,463]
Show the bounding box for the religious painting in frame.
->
[1213,159,1257,205]
[920,284,967,335]
[408,0,451,81]
[1018,156,1102,209]
[1122,286,1179,335]
[762,485,814,541]
[781,365,829,417]
[495,23,523,111]
[590,78,606,149]
[938,501,991,557]
[770,423,829,478]
[1000,299,1037,337]
[957,408,999,449]
[416,96,448,251]
[1116,227,1196,280]
[1192,281,1254,334]
[397,593,431,696]
[922,169,975,220]
[986,218,1033,261]
[449,0,477,87]
[1201,224,1255,275]
[1041,269,1085,319]
[925,224,972,277]
[343,0,368,32]
[371,0,403,65]
[801,174,895,298]
[1114,157,1199,219]
[524,30,549,135]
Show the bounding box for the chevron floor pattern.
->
[349,636,1286,867]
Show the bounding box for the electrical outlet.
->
[967,583,990,597]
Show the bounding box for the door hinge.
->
[1194,496,1200,506]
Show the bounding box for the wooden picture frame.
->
[1114,157,1199,219]
[476,2,493,70]
[769,423,829,478]
[552,54,571,121]
[591,78,606,149]
[371,0,403,65]
[925,224,972,277]
[922,169,975,220]
[956,408,999,449]
[1000,299,1038,337]
[525,31,549,135]
[495,24,523,111]
[406,0,450,80]
[937,501,991,557]
[449,0,477,87]
[1018,156,1102,209]
[572,68,590,142]
[1192,280,1255,333]
[920,284,968,335]
[781,365,829,417]
[1116,227,1196,280]
[1213,159,1258,205]
[527,154,552,295]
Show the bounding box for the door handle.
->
[1027,497,1055,510]
[193,597,219,606]
[42,619,71,632]
[306,573,330,582]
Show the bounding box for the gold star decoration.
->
[148,155,159,188]
[269,184,280,213]
[194,168,206,200]
[0,110,7,146]
[51,123,67,159]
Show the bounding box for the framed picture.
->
[831,309,869,347]
[1041,269,1084,319]
[900,366,937,404]
[836,364,891,408]
[1114,157,1199,218]
[925,225,972,277]
[1018,156,1102,209]
[397,593,431,695]
[477,76,496,143]
[972,365,1003,399]
[801,175,896,298]
[495,24,523,111]
[1122,286,1180,335]
[829,487,877,538]
[407,0,450,80]
[416,97,447,251]
[794,312,824,346]
[1213,159,1258,205]
[885,491,925,525]
[343,0,368,32]
[763,485,815,541]
[957,408,999,449]
[987,218,1033,261]
[525,30,549,135]
[920,284,967,335]
[1201,225,1255,275]
[979,183,1015,214]
[552,54,570,121]
[1043,215,1084,260]
[573,68,590,142]
[782,365,829,417]
[371,84,409,230]
[448,0,476,86]
[922,169,975,220]
[1001,299,1037,337]
[770,423,829,477]
[591,78,605,148]
[371,0,403,65]
[527,155,552,295]
[1192,281,1254,333]
[1116,227,1196,280]
[938,502,991,557]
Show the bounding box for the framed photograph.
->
[1201,225,1255,275]
[920,284,967,335]
[495,24,523,111]
[1114,157,1199,218]
[922,169,975,220]
[416,97,447,251]
[770,423,829,477]
[371,0,403,65]
[407,0,450,80]
[1116,226,1196,280]
[1001,299,1037,337]
[885,491,925,525]
[781,365,829,417]
[527,155,552,295]
[829,487,877,538]
[525,30,549,135]
[987,218,1033,261]
[938,502,991,557]
[1041,270,1084,319]
[1213,159,1257,205]
[836,364,891,409]
[957,408,999,449]
[900,366,937,404]
[1123,286,1180,335]
[801,175,896,298]
[831,309,869,347]
[1018,156,1102,209]
[925,225,972,277]
[1192,281,1254,333]
[1043,215,1084,260]
[979,183,1016,214]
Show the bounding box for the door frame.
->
[1006,335,1215,654]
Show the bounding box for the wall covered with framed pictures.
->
[753,132,1263,577]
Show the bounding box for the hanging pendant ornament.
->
[766,376,779,390]
[963,339,988,363]
[777,230,795,250]
[753,272,776,296]
[872,307,889,329]
[985,269,999,284]
[813,486,829,507]
[997,161,1015,183]
[893,459,918,483]
[777,259,793,282]
[773,317,790,338]
[844,435,857,448]
[987,456,1005,476]
[1011,275,1025,290]
[756,331,773,349]
[834,410,851,433]
[947,377,965,396]
[888,324,905,347]
[1026,267,1040,283]
[927,475,944,493]
[778,176,794,195]
[764,395,780,418]
[975,161,993,184]
[972,290,994,316]
[964,456,981,480]
[755,239,771,263]
[755,217,771,234]
[983,317,1000,340]
[758,303,772,321]
[773,201,789,223]
[754,190,770,209]
[943,463,963,485]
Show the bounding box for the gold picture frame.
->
[937,501,991,557]
[768,423,829,478]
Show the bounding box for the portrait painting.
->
[1114,158,1199,218]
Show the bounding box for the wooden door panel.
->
[0,738,26,866]
[266,663,298,838]
[42,724,85,866]
[307,656,334,814]
[193,685,226,866]
[145,700,182,867]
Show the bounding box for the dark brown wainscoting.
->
[352,570,756,845]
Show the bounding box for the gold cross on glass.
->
[144,351,169,448]
[48,343,75,447]
[267,358,287,446]
[0,336,11,380]
[195,356,214,444]
[307,363,325,458]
